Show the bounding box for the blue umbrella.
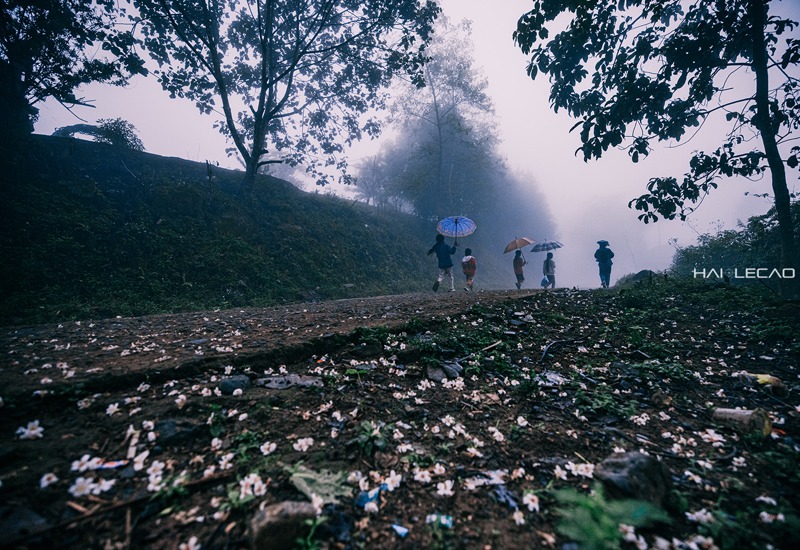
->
[437,216,476,245]
[530,240,564,253]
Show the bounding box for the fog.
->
[34,0,797,289]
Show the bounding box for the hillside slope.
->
[2,135,499,326]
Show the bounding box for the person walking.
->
[427,234,457,292]
[594,240,614,288]
[513,250,527,289]
[543,252,556,289]
[461,248,477,292]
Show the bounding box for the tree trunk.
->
[242,160,259,194]
[750,0,799,298]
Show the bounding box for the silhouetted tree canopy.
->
[127,0,441,193]
[0,0,146,137]
[514,0,799,296]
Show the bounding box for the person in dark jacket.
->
[427,234,457,292]
[594,240,614,288]
[513,250,527,289]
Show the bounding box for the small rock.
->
[154,419,206,446]
[651,389,672,408]
[218,375,251,395]
[594,452,672,506]
[441,361,463,379]
[251,501,317,550]
[426,366,447,383]
[0,506,50,546]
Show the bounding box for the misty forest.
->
[1,1,800,549]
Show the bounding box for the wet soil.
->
[1,287,798,550]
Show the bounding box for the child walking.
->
[427,234,457,292]
[461,248,477,292]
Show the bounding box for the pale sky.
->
[35,0,798,288]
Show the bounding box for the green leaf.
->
[286,465,352,505]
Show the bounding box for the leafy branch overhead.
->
[126,0,441,192]
[513,0,799,297]
[0,0,147,136]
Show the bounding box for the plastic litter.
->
[97,460,129,470]
[493,485,519,510]
[712,408,772,437]
[354,484,387,508]
[391,524,409,538]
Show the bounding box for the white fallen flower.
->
[414,470,432,484]
[178,536,201,550]
[311,493,324,515]
[92,478,117,495]
[39,472,59,489]
[385,470,402,492]
[219,453,235,470]
[436,479,455,497]
[293,437,314,452]
[16,420,44,440]
[133,450,150,471]
[147,460,166,478]
[755,495,777,506]
[685,508,714,524]
[260,442,277,456]
[523,493,540,512]
[364,500,379,514]
[69,477,96,497]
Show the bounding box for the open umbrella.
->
[504,237,536,254]
[437,216,476,245]
[530,240,564,253]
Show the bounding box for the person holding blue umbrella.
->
[429,216,477,292]
[428,234,457,292]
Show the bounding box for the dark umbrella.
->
[530,240,564,253]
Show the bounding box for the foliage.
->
[555,483,671,550]
[513,0,800,296]
[294,517,328,550]
[287,464,351,505]
[95,118,146,151]
[127,0,440,191]
[0,0,146,136]
[348,420,389,457]
[373,17,494,219]
[0,135,440,326]
[574,385,636,419]
[354,17,555,287]
[670,200,800,291]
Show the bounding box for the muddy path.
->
[2,285,798,550]
[1,290,535,400]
